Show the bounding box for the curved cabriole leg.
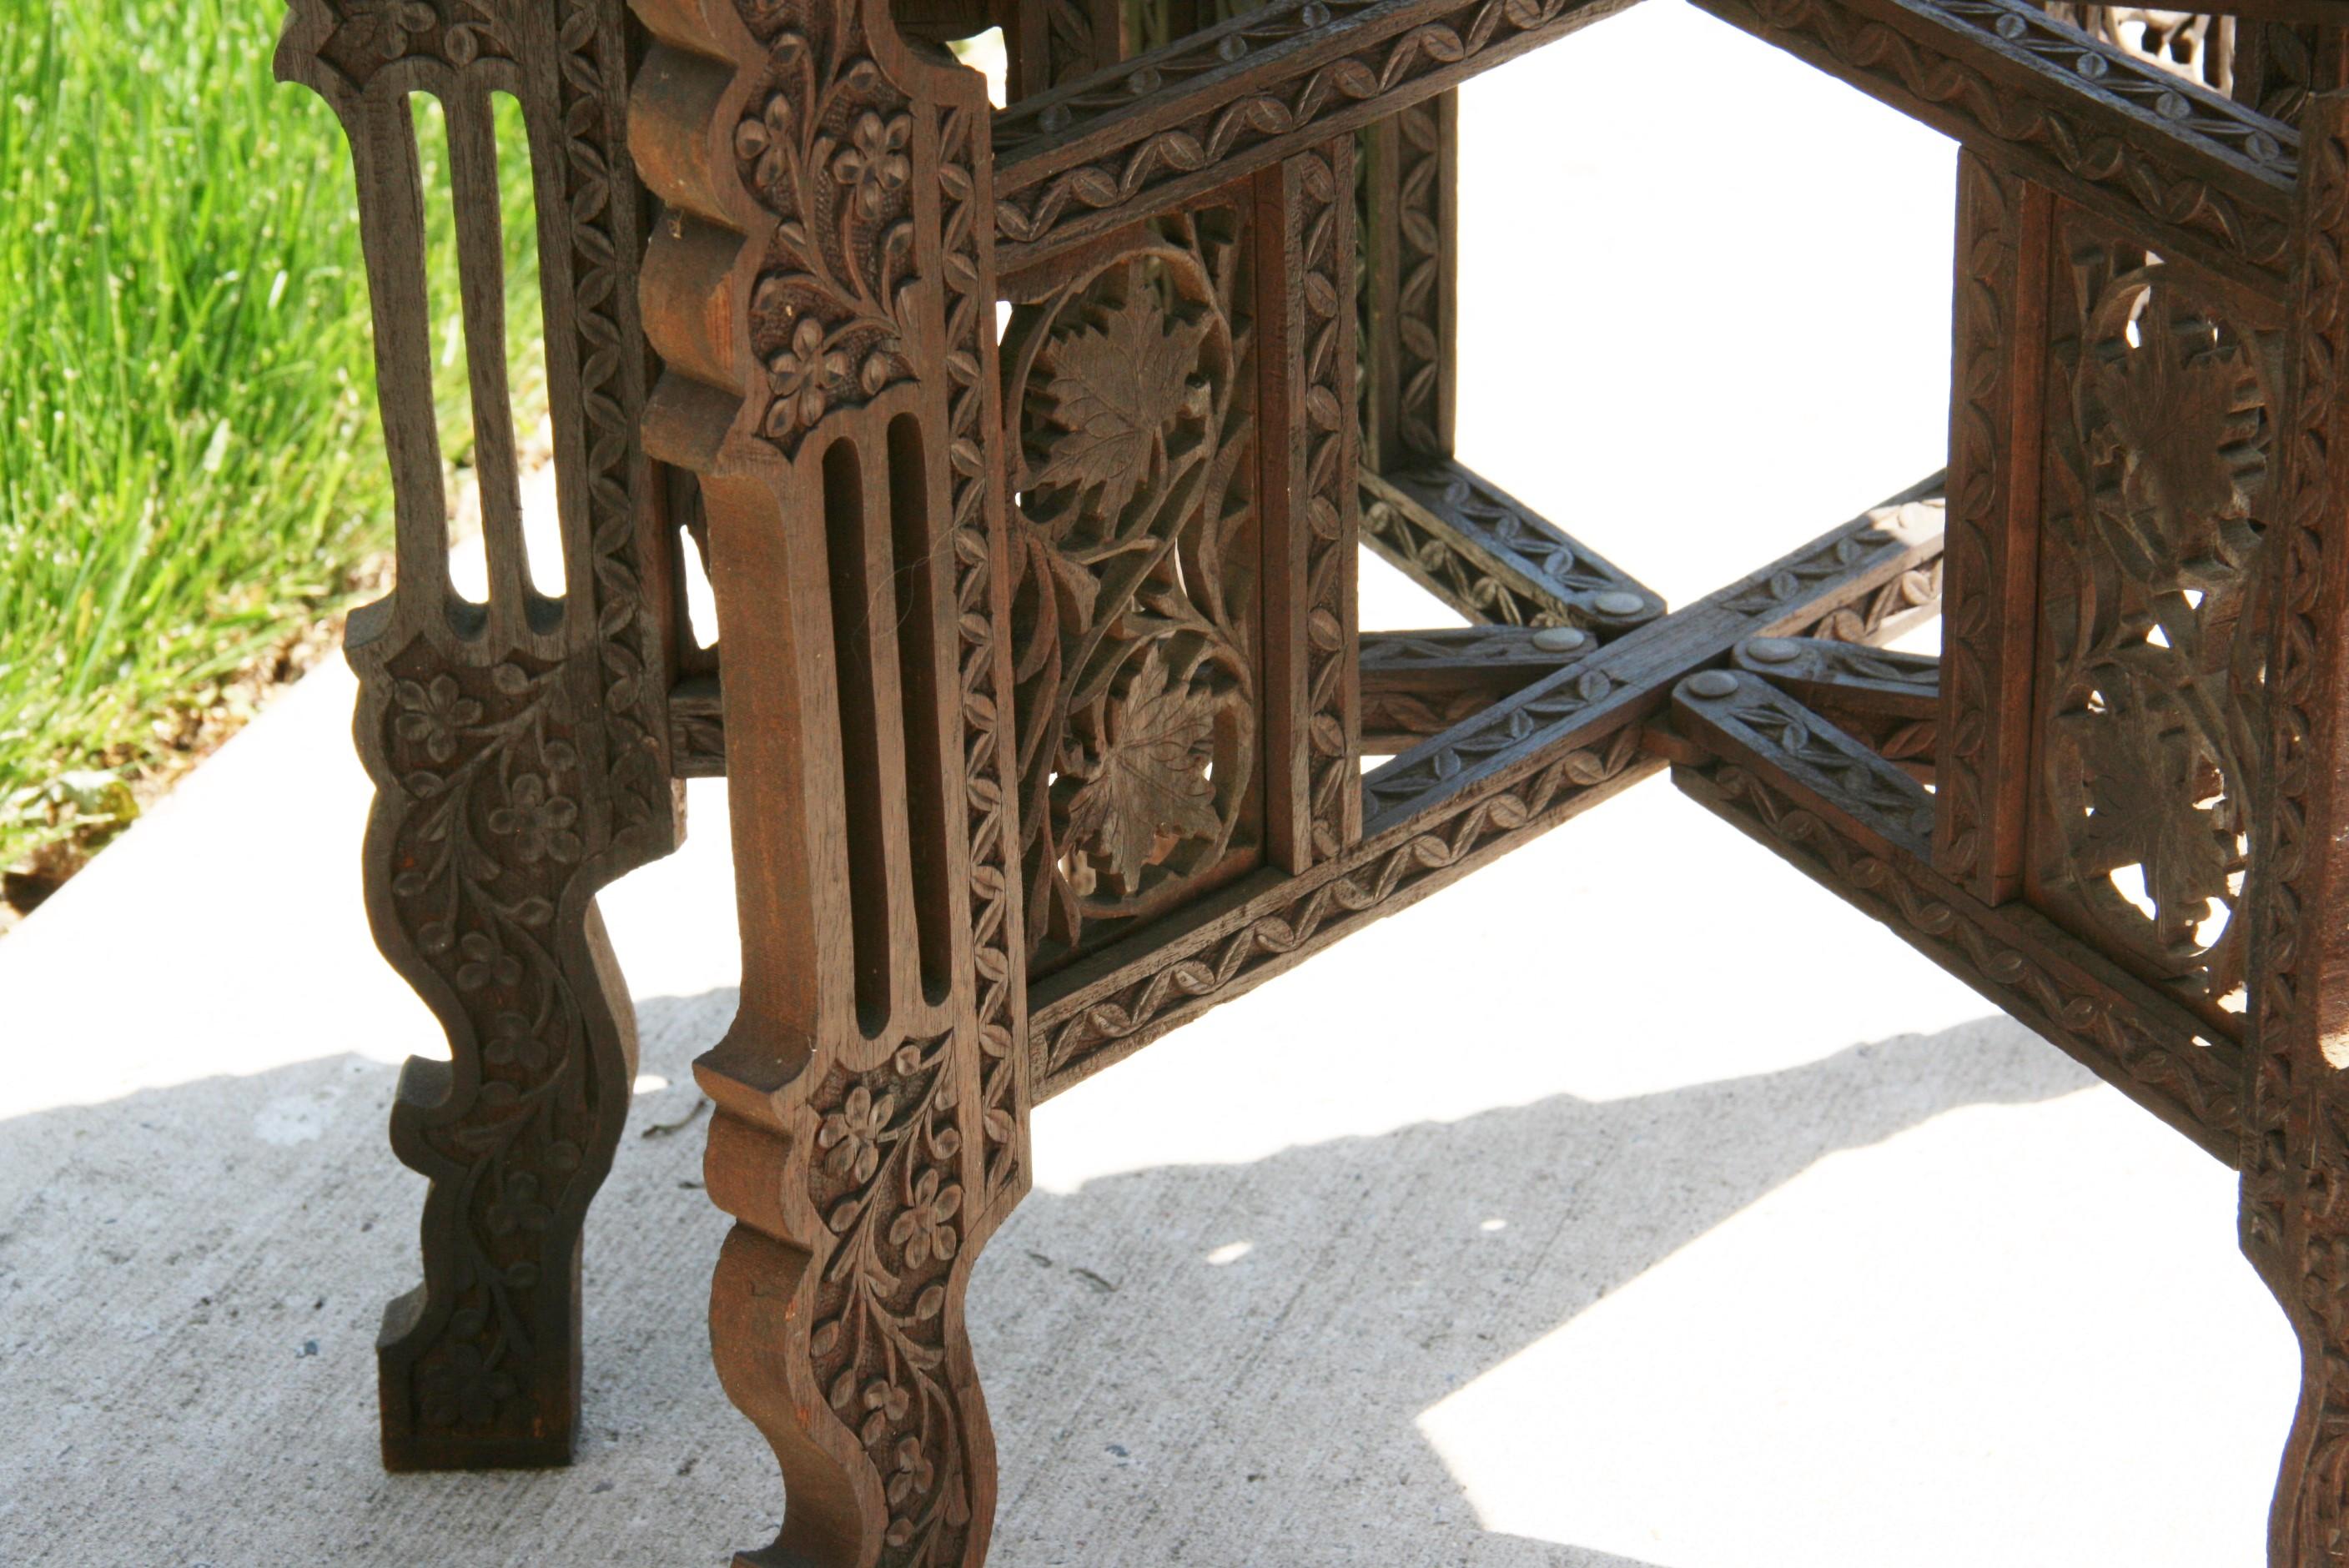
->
[630,0,1029,1557]
[276,0,683,1468]
[2244,78,2349,1566]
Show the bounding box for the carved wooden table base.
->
[276,0,2349,1558]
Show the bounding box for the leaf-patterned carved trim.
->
[1287,144,1360,864]
[1679,757,2245,1163]
[1361,460,1661,631]
[555,0,673,827]
[311,0,511,86]
[2241,95,2349,1545]
[1359,491,1943,827]
[1935,152,2042,898]
[1032,721,1651,1093]
[932,95,1029,1218]
[991,0,1641,267]
[1693,0,2296,287]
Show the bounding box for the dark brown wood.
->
[631,0,1027,1558]
[1030,480,1945,1093]
[1689,0,2297,289]
[668,626,1585,767]
[1361,459,1664,632]
[1360,626,1592,751]
[2239,76,2349,1568]
[990,0,1643,269]
[2020,192,2282,1036]
[289,0,2349,1554]
[1935,149,2050,903]
[1357,90,1455,474]
[1729,636,1937,780]
[1670,671,2245,1163]
[1358,481,1943,828]
[276,0,683,1470]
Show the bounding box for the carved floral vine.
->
[382,645,600,1438]
[1003,209,1260,972]
[2033,228,2276,1028]
[733,0,920,454]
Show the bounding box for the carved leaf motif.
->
[2093,320,2246,549]
[1063,646,1221,892]
[1032,292,1207,520]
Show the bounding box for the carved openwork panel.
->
[2026,201,2281,1032]
[998,199,1266,977]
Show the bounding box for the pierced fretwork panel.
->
[2026,201,2282,1033]
[1000,200,1267,977]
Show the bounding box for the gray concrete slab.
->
[0,6,2300,1563]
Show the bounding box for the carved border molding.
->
[991,0,1640,266]
[1360,460,1663,633]
[1672,669,2244,1164]
[1692,0,2296,287]
[1934,150,2048,902]
[2241,84,2349,1559]
[1033,721,1652,1093]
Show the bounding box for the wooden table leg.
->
[2243,79,2349,1568]
[277,0,686,1467]
[631,0,1031,1555]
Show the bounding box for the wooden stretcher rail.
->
[1360,625,1598,752]
[1671,671,2246,1165]
[991,0,1642,268]
[1361,458,1663,634]
[1358,477,1945,828]
[671,627,1599,775]
[1689,0,2298,289]
[1028,475,1948,1096]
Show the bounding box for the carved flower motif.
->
[484,1011,545,1073]
[888,1168,961,1268]
[455,930,521,992]
[420,1340,514,1428]
[395,673,482,765]
[489,773,581,865]
[485,1173,555,1236]
[817,1083,894,1184]
[832,111,912,220]
[766,316,850,438]
[887,1433,935,1506]
[734,93,795,194]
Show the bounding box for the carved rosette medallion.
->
[2032,222,2278,1028]
[1002,209,1262,973]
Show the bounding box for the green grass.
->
[0,0,541,872]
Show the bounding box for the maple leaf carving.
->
[1030,292,1207,522]
[2092,301,2248,569]
[1062,645,1222,893]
